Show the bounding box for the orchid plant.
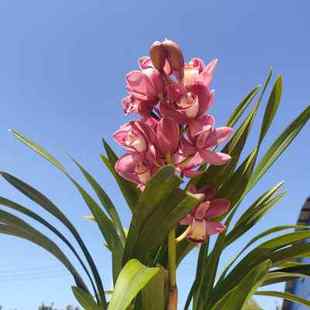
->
[0,40,310,310]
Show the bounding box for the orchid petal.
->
[206,199,231,218]
[199,149,231,166]
[205,221,226,235]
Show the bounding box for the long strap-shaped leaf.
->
[73,159,126,244]
[102,139,140,212]
[133,189,200,264]
[68,175,124,283]
[217,225,309,284]
[258,75,283,144]
[225,182,285,246]
[123,166,181,264]
[10,129,127,292]
[210,260,271,310]
[255,291,310,308]
[226,85,260,127]
[0,211,87,292]
[72,286,101,310]
[108,259,159,310]
[0,196,98,300]
[7,129,107,305]
[212,230,310,304]
[247,105,310,191]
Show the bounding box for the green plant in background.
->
[0,40,309,310]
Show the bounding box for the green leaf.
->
[269,242,310,265]
[258,76,283,144]
[10,129,66,172]
[10,131,124,274]
[218,148,258,207]
[242,299,263,310]
[70,177,124,283]
[255,291,310,308]
[274,263,310,276]
[0,211,87,292]
[190,242,209,310]
[134,189,200,264]
[122,166,181,264]
[261,271,307,286]
[197,101,258,189]
[72,287,101,310]
[225,183,285,246]
[218,225,309,284]
[0,173,106,305]
[101,139,140,212]
[247,105,310,191]
[210,260,271,310]
[108,259,159,310]
[8,130,107,305]
[226,86,260,127]
[0,196,98,299]
[141,267,168,310]
[213,230,310,304]
[123,166,200,265]
[73,158,126,244]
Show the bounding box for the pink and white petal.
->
[182,168,202,177]
[189,58,205,72]
[196,129,213,149]
[188,114,215,137]
[206,199,231,218]
[215,127,233,144]
[115,153,141,184]
[205,58,218,76]
[203,128,219,148]
[197,86,213,115]
[139,56,153,69]
[126,70,154,98]
[159,101,186,123]
[179,136,197,157]
[205,221,226,235]
[199,150,231,166]
[181,152,205,169]
[194,202,210,220]
[166,83,186,102]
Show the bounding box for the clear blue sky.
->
[0,1,309,309]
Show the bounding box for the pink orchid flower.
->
[159,58,217,124]
[179,185,230,243]
[115,152,157,186]
[113,119,156,153]
[122,57,164,116]
[179,116,233,166]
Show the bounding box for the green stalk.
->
[167,228,178,310]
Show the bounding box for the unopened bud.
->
[162,39,184,75]
[150,41,167,71]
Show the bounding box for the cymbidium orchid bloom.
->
[115,152,157,187]
[113,119,157,153]
[179,185,231,243]
[179,120,233,167]
[115,39,232,192]
[123,59,164,116]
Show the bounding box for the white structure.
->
[282,197,310,310]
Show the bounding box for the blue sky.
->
[0,1,309,309]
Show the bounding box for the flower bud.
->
[162,39,184,76]
[149,41,167,71]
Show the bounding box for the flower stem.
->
[167,228,178,310]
